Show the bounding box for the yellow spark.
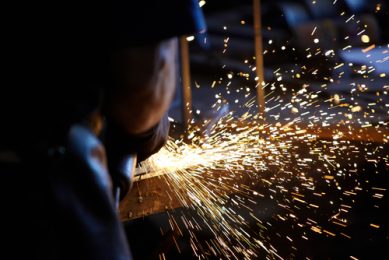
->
[370,223,380,229]
[362,44,376,53]
[361,34,370,43]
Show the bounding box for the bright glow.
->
[361,34,370,43]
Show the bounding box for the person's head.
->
[106,38,178,134]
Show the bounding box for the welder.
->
[0,0,206,259]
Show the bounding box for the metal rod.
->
[180,36,192,129]
[253,0,266,120]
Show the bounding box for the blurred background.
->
[124,1,388,259]
[170,0,388,127]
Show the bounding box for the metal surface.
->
[131,123,388,182]
[120,124,388,221]
[119,175,183,221]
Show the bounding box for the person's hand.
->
[104,114,170,200]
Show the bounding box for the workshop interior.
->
[121,0,389,259]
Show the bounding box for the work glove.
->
[103,114,169,200]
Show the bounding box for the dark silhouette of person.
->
[0,0,206,259]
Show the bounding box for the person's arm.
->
[103,38,178,201]
[105,0,206,162]
[104,0,207,200]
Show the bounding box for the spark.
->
[362,44,376,53]
[186,35,195,42]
